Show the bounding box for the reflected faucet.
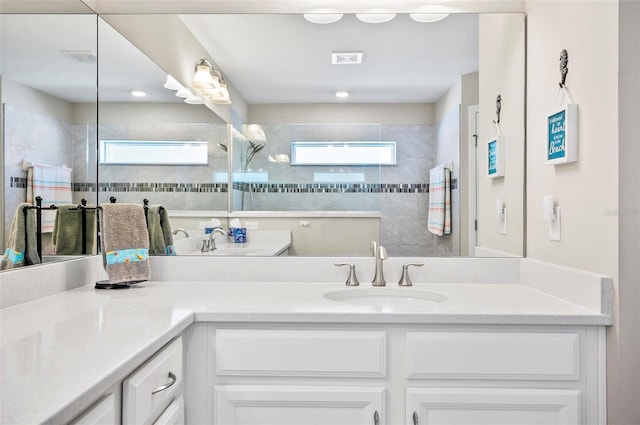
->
[371,245,388,287]
[172,228,189,238]
[207,227,226,251]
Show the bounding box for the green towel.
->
[52,205,96,255]
[147,206,175,256]
[1,203,41,270]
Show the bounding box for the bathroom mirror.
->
[103,12,524,258]
[1,11,98,268]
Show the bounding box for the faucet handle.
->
[398,263,424,287]
[334,262,360,286]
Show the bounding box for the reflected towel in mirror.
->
[1,203,41,270]
[427,165,452,236]
[147,205,175,256]
[52,205,96,255]
[26,164,72,232]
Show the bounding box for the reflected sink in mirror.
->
[324,287,449,308]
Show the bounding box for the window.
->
[291,141,396,165]
[99,140,208,165]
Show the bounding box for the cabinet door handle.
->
[412,411,418,425]
[374,410,379,425]
[151,371,177,395]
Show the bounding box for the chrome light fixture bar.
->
[191,58,232,105]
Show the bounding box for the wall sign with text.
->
[546,103,578,165]
[487,135,505,179]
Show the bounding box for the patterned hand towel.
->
[1,203,41,270]
[427,165,452,236]
[52,205,97,255]
[26,164,72,233]
[147,205,176,256]
[99,203,150,284]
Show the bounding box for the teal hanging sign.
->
[486,136,505,179]
[546,104,578,165]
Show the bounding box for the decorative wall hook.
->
[493,94,502,125]
[559,49,569,88]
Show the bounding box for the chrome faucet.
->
[172,228,189,238]
[371,245,388,287]
[207,227,226,251]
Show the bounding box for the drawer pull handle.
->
[413,411,418,425]
[373,410,379,425]
[151,371,177,395]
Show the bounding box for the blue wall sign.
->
[488,140,498,175]
[547,110,566,161]
[546,104,578,165]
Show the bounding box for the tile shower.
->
[6,107,461,257]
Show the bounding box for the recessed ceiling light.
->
[130,90,146,97]
[303,13,343,24]
[335,91,350,98]
[332,51,363,65]
[409,13,450,23]
[356,13,396,24]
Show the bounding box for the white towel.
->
[26,164,72,232]
[427,165,451,236]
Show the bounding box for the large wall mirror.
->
[104,11,525,258]
[1,10,98,267]
[2,5,525,270]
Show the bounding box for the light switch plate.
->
[549,207,561,241]
[499,208,508,235]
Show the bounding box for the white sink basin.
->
[324,287,448,308]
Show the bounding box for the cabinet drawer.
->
[153,396,184,425]
[123,336,183,425]
[215,385,384,425]
[406,331,579,380]
[70,393,116,425]
[216,329,386,377]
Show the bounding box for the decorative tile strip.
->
[9,177,28,189]
[232,180,457,193]
[97,182,228,193]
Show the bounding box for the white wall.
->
[616,0,639,422]
[524,0,630,422]
[477,14,526,256]
[248,103,435,126]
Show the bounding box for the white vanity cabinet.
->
[123,336,184,425]
[70,393,119,425]
[190,324,605,425]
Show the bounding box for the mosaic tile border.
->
[11,178,457,193]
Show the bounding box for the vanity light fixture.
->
[163,75,183,90]
[303,13,343,24]
[355,13,396,24]
[409,13,450,23]
[335,91,350,98]
[191,59,232,104]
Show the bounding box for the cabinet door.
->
[215,385,384,425]
[153,396,184,425]
[70,394,117,425]
[407,388,580,425]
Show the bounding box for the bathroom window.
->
[99,140,208,165]
[291,141,396,165]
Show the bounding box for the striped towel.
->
[27,164,72,233]
[427,165,452,236]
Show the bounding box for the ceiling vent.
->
[331,51,363,65]
[59,50,97,63]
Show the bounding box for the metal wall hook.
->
[559,49,569,88]
[493,94,502,125]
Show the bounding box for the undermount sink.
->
[324,287,448,308]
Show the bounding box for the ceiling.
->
[0,14,176,103]
[1,13,478,106]
[181,13,479,104]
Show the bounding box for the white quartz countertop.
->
[0,280,610,424]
